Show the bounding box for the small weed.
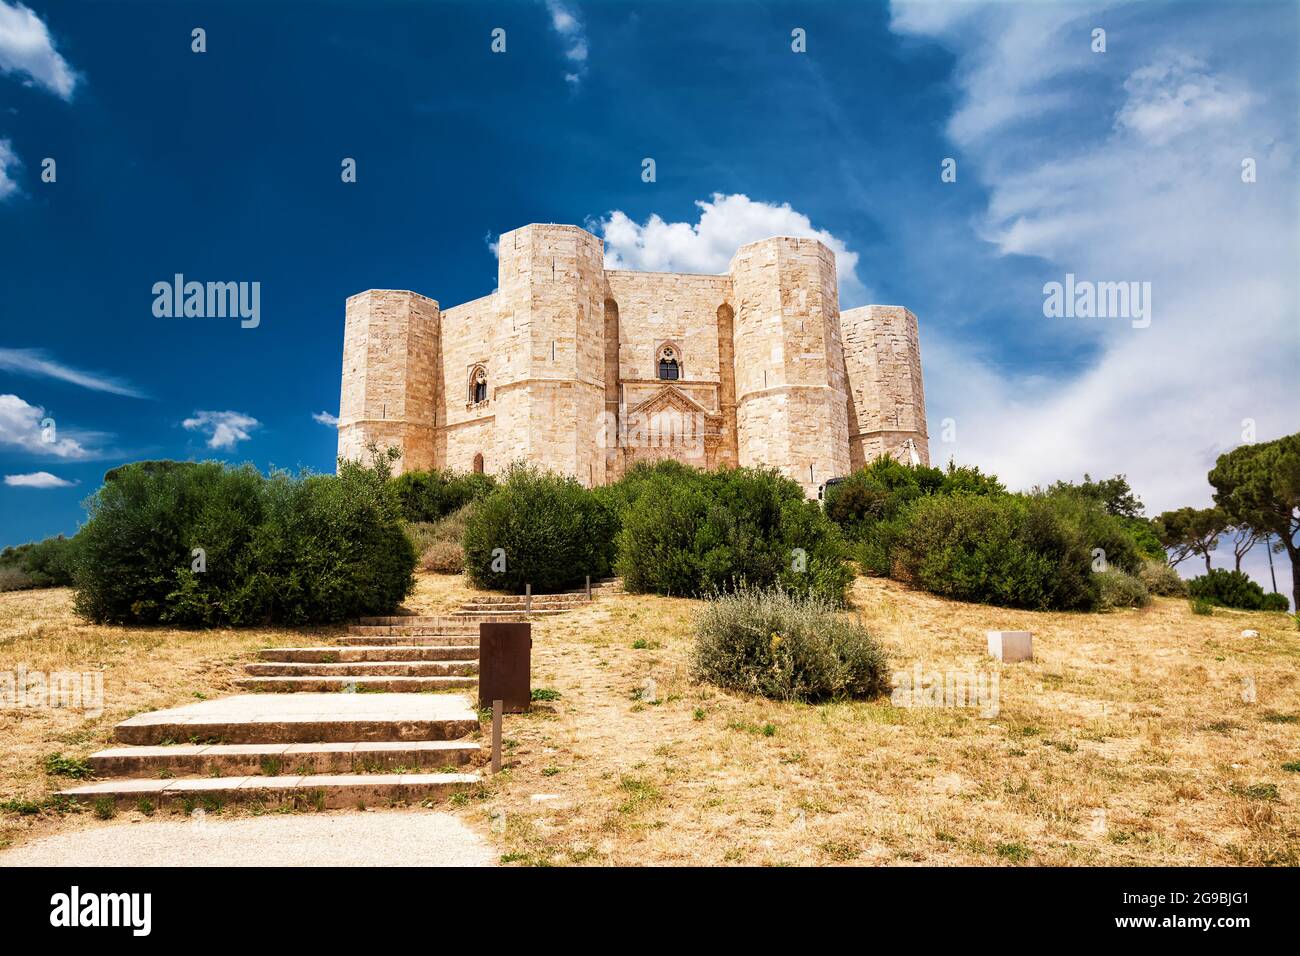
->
[135,799,155,816]
[692,708,705,721]
[995,842,1031,863]
[92,798,116,820]
[541,766,561,777]
[617,776,662,814]
[43,753,93,779]
[531,688,561,702]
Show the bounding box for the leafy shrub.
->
[692,586,889,702]
[0,567,32,592]
[1187,568,1284,611]
[463,463,616,593]
[408,504,474,573]
[1191,597,1214,616]
[392,469,494,523]
[74,451,415,626]
[0,535,80,588]
[1260,592,1291,612]
[613,464,852,603]
[1095,569,1150,611]
[825,457,1004,575]
[891,494,1098,610]
[1137,559,1188,597]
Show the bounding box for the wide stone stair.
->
[55,580,621,810]
[56,693,483,810]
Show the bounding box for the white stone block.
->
[987,630,1032,663]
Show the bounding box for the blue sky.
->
[1,1,1297,598]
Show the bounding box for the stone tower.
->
[336,222,929,495]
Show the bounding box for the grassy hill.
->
[1,573,1296,865]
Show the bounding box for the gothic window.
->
[469,366,488,405]
[657,344,680,381]
[472,453,484,474]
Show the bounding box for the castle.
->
[337,222,928,497]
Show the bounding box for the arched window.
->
[472,453,484,474]
[657,344,680,381]
[469,366,488,405]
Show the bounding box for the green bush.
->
[1095,569,1150,611]
[825,457,1004,575]
[692,586,889,702]
[1187,568,1284,611]
[1191,597,1214,616]
[391,469,495,523]
[0,567,32,592]
[613,464,852,604]
[1137,559,1188,597]
[891,494,1098,610]
[462,463,616,593]
[73,451,415,626]
[0,535,81,588]
[407,504,474,574]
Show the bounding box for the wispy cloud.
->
[0,0,79,100]
[0,137,17,200]
[4,470,74,488]
[312,410,338,427]
[543,0,588,86]
[0,348,146,398]
[0,393,105,459]
[182,410,260,450]
[592,192,869,305]
[888,0,1299,514]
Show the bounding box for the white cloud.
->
[889,1,1299,515]
[312,410,339,427]
[0,0,78,100]
[0,393,98,458]
[0,137,18,200]
[593,193,869,305]
[0,348,146,397]
[543,0,588,85]
[4,470,74,488]
[182,410,260,450]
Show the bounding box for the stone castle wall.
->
[336,223,929,496]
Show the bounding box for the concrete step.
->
[57,772,480,810]
[87,740,481,777]
[113,693,479,745]
[347,624,479,636]
[459,601,586,612]
[467,592,590,605]
[449,613,566,621]
[336,635,480,647]
[258,646,478,663]
[234,675,477,693]
[245,661,478,678]
[357,616,480,628]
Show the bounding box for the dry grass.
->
[2,574,1297,866]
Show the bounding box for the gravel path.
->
[0,811,495,867]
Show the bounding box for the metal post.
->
[491,699,503,773]
[1265,534,1279,593]
[525,583,532,614]
[585,574,591,600]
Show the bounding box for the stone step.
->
[57,772,480,810]
[466,592,590,605]
[347,624,479,636]
[336,635,480,647]
[87,740,481,777]
[458,601,586,612]
[357,616,480,628]
[113,693,479,745]
[258,646,479,663]
[234,675,477,693]
[449,609,567,619]
[245,660,478,678]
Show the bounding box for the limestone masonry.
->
[337,223,928,496]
